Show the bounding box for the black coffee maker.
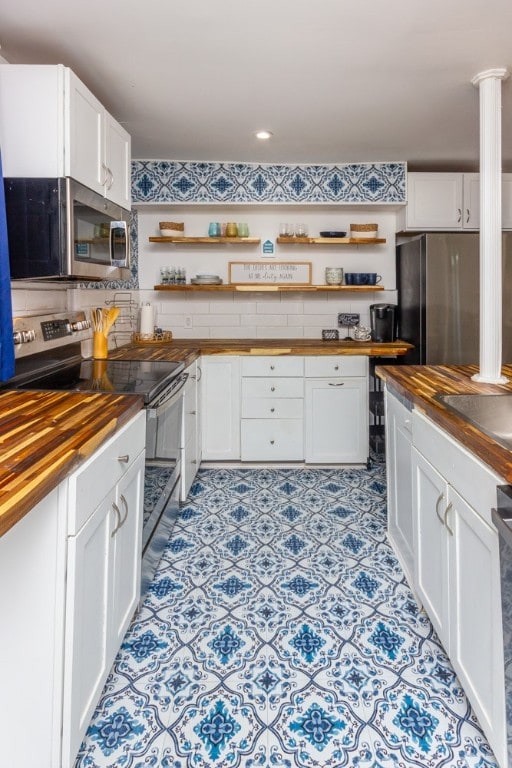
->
[370,303,397,342]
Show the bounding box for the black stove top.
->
[16,358,184,403]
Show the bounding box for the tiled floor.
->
[75,465,499,768]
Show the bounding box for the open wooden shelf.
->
[154,284,385,292]
[276,236,386,245]
[149,236,261,244]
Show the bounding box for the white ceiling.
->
[1,0,512,170]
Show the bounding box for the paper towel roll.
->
[140,303,154,336]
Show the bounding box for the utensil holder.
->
[93,332,108,359]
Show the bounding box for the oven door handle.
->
[146,372,188,419]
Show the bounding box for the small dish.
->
[319,231,347,238]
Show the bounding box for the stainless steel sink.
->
[434,393,512,450]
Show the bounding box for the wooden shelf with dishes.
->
[149,236,261,244]
[276,236,386,245]
[154,284,385,292]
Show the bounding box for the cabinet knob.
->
[270,407,275,413]
[334,365,339,371]
[271,386,276,392]
[189,410,197,415]
[191,459,198,465]
[270,439,275,445]
[117,454,130,463]
[270,365,275,370]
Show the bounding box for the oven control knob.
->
[13,329,36,345]
[70,319,91,332]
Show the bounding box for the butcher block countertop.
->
[376,363,512,482]
[0,390,143,537]
[109,338,412,364]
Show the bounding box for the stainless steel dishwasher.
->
[492,485,512,766]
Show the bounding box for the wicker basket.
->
[131,330,173,344]
[159,221,184,230]
[350,223,378,232]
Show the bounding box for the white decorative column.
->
[471,67,509,383]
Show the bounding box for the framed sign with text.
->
[228,261,312,285]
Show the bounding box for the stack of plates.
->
[191,274,223,285]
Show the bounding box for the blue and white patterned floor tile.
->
[75,466,499,768]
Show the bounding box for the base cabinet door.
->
[182,360,201,500]
[413,448,450,645]
[449,486,505,761]
[305,378,367,463]
[109,452,144,654]
[201,356,240,460]
[385,389,414,585]
[62,494,113,767]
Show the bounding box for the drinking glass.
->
[295,223,308,238]
[238,223,249,238]
[225,222,238,237]
[208,222,221,237]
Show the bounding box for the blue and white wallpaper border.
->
[132,160,407,205]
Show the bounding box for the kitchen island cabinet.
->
[378,366,510,768]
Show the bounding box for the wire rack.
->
[105,291,138,348]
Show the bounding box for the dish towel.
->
[0,149,14,381]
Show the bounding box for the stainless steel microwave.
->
[3,177,131,281]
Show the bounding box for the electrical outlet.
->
[338,313,360,327]
[184,316,193,328]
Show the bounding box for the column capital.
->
[471,68,510,87]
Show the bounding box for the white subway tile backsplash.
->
[209,301,257,314]
[241,314,285,327]
[208,326,258,338]
[256,301,303,315]
[288,314,334,327]
[256,326,304,338]
[194,314,241,327]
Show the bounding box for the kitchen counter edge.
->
[376,363,512,482]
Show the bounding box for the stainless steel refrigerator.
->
[396,233,512,365]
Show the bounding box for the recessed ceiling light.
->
[255,130,273,140]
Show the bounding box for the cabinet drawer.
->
[68,412,146,534]
[242,377,304,399]
[241,356,304,377]
[242,397,303,419]
[241,419,304,460]
[304,356,367,377]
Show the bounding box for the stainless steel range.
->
[6,311,187,594]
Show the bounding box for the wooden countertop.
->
[376,363,512,482]
[109,338,412,363]
[0,390,143,537]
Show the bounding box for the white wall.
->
[135,205,399,339]
[10,207,400,342]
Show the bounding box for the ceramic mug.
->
[345,272,381,285]
[325,267,343,285]
[366,273,382,285]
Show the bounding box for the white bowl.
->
[350,230,377,239]
[160,228,184,237]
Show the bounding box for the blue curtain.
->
[0,149,14,381]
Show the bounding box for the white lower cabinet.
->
[305,356,368,463]
[0,485,67,768]
[62,412,145,767]
[241,356,304,461]
[411,412,506,766]
[181,359,202,500]
[385,388,414,586]
[0,410,145,768]
[201,356,241,460]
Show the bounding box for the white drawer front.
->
[305,356,367,378]
[242,377,304,399]
[241,419,304,460]
[241,356,304,377]
[242,397,303,419]
[68,411,146,534]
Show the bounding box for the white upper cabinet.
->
[400,172,512,230]
[0,64,131,209]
